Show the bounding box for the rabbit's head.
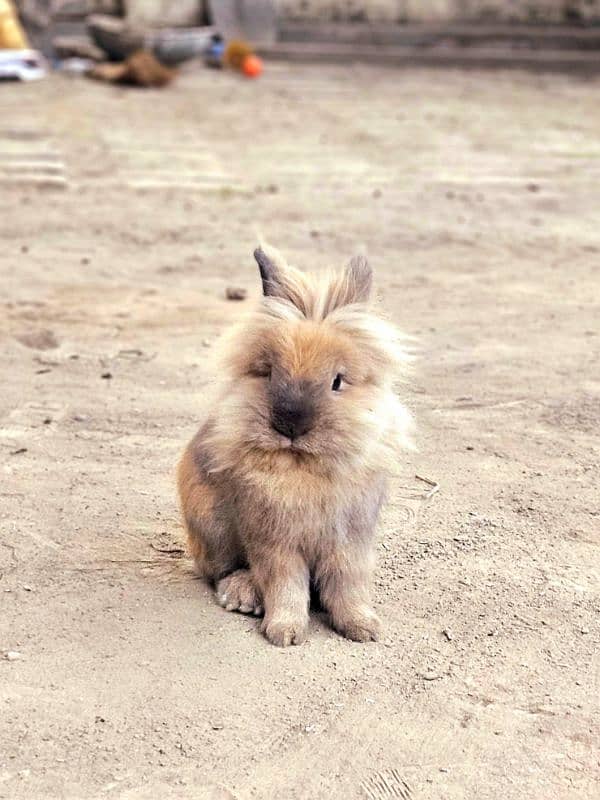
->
[206,245,414,478]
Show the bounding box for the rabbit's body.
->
[178,245,413,646]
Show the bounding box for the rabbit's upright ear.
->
[253,244,314,317]
[345,255,373,304]
[253,245,289,298]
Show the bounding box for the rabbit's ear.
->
[254,245,288,298]
[345,255,373,303]
[254,245,310,315]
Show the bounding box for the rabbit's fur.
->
[178,244,413,646]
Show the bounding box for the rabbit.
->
[177,244,414,646]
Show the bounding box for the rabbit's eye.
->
[250,364,271,379]
[331,373,343,392]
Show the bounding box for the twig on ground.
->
[150,543,185,557]
[415,474,440,500]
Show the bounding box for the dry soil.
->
[0,63,598,800]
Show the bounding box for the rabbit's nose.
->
[270,386,314,440]
[271,410,312,440]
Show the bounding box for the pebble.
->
[15,329,59,350]
[4,651,23,661]
[420,671,443,681]
[225,287,247,301]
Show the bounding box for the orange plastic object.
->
[242,54,263,78]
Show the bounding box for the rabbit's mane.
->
[203,248,415,484]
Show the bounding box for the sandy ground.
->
[0,63,599,800]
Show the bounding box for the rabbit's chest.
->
[236,472,343,533]
[233,464,384,551]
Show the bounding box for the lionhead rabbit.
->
[177,244,413,646]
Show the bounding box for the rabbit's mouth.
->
[276,434,293,450]
[270,430,315,455]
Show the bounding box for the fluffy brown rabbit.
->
[177,244,414,646]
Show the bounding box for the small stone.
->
[442,629,453,641]
[22,585,33,592]
[16,329,59,350]
[101,372,112,380]
[420,671,443,681]
[210,722,224,730]
[5,651,23,661]
[225,287,247,301]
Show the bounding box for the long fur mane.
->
[203,245,415,483]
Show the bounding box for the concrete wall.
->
[20,1,600,28]
[274,1,600,23]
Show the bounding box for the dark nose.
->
[270,383,315,440]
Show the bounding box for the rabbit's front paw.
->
[216,570,263,616]
[261,615,307,647]
[333,608,381,643]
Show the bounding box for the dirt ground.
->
[0,62,598,800]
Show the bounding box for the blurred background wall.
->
[276,1,600,23]
[15,0,600,26]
